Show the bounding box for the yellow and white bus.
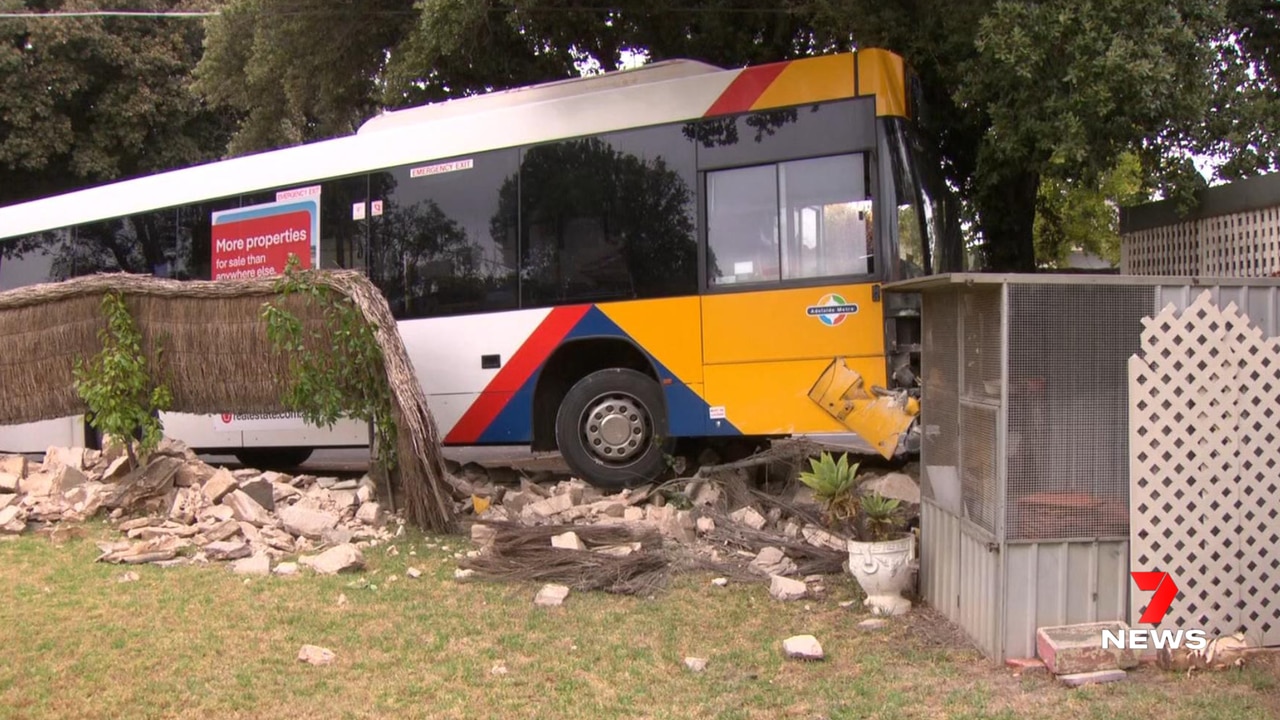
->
[0,48,956,488]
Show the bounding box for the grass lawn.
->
[0,524,1276,720]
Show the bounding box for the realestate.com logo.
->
[1101,572,1209,651]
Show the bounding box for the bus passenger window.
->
[706,165,779,286]
[779,154,872,280]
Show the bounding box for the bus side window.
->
[706,165,779,286]
[779,153,872,281]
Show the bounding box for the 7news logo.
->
[1101,572,1208,651]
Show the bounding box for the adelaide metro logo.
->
[1132,571,1179,624]
[806,293,860,326]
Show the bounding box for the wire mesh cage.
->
[1005,284,1153,540]
[919,279,1154,542]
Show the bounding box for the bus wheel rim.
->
[582,392,648,463]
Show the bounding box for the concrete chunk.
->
[751,547,798,577]
[729,507,767,530]
[769,575,808,601]
[527,494,574,517]
[299,544,365,575]
[205,539,251,561]
[0,454,27,479]
[297,645,335,666]
[1058,669,1127,687]
[52,465,87,495]
[471,523,497,547]
[232,554,272,576]
[551,531,586,551]
[801,525,847,551]
[238,478,275,512]
[279,504,340,539]
[221,490,273,527]
[782,635,824,660]
[534,583,570,607]
[1036,622,1138,675]
[0,472,18,493]
[860,471,920,505]
[202,469,239,504]
[355,502,382,526]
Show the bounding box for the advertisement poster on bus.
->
[211,188,320,432]
[210,187,321,281]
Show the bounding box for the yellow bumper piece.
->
[808,358,920,459]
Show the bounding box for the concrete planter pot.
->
[847,532,916,616]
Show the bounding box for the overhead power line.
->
[0,5,800,20]
[0,11,219,18]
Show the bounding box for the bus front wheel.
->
[555,368,671,490]
[234,447,314,470]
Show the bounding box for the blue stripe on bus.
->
[476,306,741,443]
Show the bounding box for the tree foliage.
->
[0,0,1270,271]
[1034,152,1145,269]
[73,291,173,468]
[0,0,231,206]
[261,256,398,473]
[193,0,1278,270]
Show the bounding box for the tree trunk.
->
[973,168,1041,272]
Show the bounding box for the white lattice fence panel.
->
[1225,302,1280,645]
[1123,207,1280,277]
[1130,293,1240,635]
[1131,291,1280,644]
[1122,223,1200,276]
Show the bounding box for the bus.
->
[0,48,956,488]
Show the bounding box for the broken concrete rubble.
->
[202,468,239,504]
[14,437,921,597]
[299,544,365,575]
[279,504,341,540]
[783,635,824,660]
[750,547,799,577]
[0,454,26,478]
[551,531,586,551]
[222,489,274,527]
[297,644,336,666]
[0,440,399,576]
[534,583,570,607]
[729,507,767,530]
[769,575,808,601]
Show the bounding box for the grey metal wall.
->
[1002,539,1130,659]
[1151,283,1280,336]
[921,499,1003,658]
[924,494,1133,660]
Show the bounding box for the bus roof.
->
[357,58,727,135]
[0,49,907,241]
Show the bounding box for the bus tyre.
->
[555,368,670,491]
[233,447,314,470]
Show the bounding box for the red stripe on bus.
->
[445,305,592,443]
[703,61,790,117]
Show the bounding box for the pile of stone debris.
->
[0,437,922,590]
[0,440,389,576]
[445,451,922,592]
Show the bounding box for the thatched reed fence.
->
[0,271,455,533]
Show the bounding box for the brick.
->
[1036,622,1138,675]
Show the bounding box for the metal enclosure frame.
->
[886,273,1280,661]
